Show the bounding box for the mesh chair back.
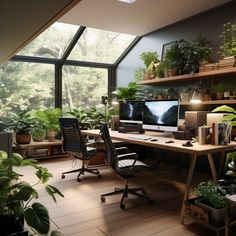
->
[100,123,118,170]
[59,117,86,155]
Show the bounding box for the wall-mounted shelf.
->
[181,99,236,106]
[138,67,236,85]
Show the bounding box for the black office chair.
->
[59,117,101,182]
[99,123,153,209]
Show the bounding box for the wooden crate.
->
[185,198,209,223]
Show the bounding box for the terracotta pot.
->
[216,92,224,100]
[16,133,31,144]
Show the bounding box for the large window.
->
[68,27,136,63]
[17,22,79,59]
[1,23,137,113]
[0,61,54,119]
[62,66,108,111]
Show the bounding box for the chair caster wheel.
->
[77,177,81,182]
[142,190,146,194]
[101,196,106,202]
[148,199,153,204]
[98,174,101,178]
[61,174,65,179]
[120,203,125,209]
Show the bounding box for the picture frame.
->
[161,41,177,60]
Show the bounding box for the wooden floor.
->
[19,157,225,236]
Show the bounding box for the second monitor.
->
[143,99,180,135]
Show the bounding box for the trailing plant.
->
[134,67,145,81]
[218,22,236,57]
[193,180,226,209]
[0,150,64,235]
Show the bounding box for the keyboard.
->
[127,135,153,141]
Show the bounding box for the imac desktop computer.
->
[118,100,144,133]
[142,99,180,136]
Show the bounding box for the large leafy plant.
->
[112,82,144,100]
[8,111,35,134]
[0,151,64,235]
[193,180,226,209]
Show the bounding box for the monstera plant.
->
[0,150,64,235]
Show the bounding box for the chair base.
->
[101,185,153,209]
[62,166,101,182]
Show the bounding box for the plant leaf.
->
[24,202,50,234]
[211,105,236,114]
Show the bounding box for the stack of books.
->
[212,122,232,145]
[219,56,236,69]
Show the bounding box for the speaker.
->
[185,111,207,138]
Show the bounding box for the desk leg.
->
[180,154,197,224]
[207,153,218,183]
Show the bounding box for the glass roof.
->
[17,22,79,59]
[68,27,136,63]
[16,22,137,64]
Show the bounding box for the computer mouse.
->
[150,138,158,142]
[182,141,193,147]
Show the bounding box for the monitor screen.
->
[119,100,143,124]
[143,99,180,132]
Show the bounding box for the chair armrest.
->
[117,152,138,161]
[115,147,129,155]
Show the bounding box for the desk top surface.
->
[82,129,236,155]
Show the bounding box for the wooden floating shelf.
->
[138,67,236,85]
[181,99,236,106]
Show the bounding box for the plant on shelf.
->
[32,108,62,141]
[213,83,228,100]
[164,41,183,76]
[193,180,226,209]
[0,150,64,236]
[218,22,236,57]
[191,34,212,66]
[8,111,35,144]
[112,81,144,100]
[134,67,146,81]
[140,51,160,79]
[156,60,170,78]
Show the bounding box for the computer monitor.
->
[143,99,180,134]
[119,100,143,124]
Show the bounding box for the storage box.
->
[185,198,209,223]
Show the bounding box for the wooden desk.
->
[81,129,236,223]
[13,140,64,159]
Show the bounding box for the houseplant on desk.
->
[0,150,64,235]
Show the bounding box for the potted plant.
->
[112,82,144,101]
[156,60,170,78]
[193,180,228,225]
[213,83,227,100]
[32,108,62,142]
[164,42,182,76]
[218,22,236,58]
[140,51,159,80]
[8,112,35,144]
[0,150,64,235]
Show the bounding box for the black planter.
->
[0,215,27,236]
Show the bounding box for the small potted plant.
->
[140,51,159,80]
[33,108,62,142]
[8,111,35,144]
[213,83,227,100]
[0,150,64,235]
